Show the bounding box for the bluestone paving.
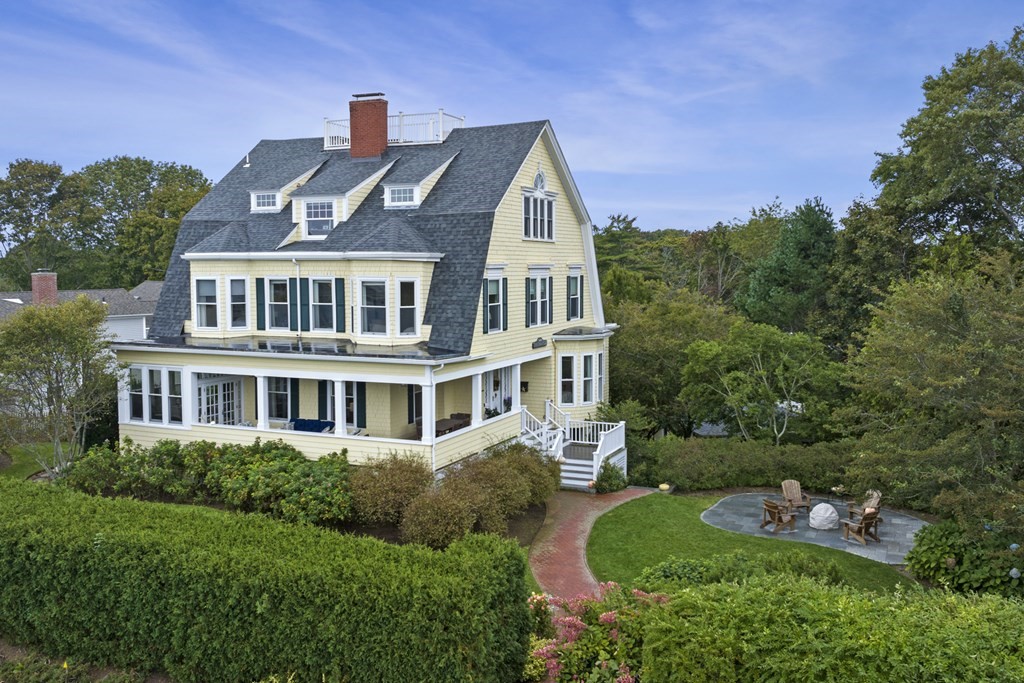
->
[701,492,928,564]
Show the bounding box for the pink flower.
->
[599,610,617,624]
[554,615,587,644]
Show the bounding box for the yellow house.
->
[113,93,624,488]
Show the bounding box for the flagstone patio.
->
[700,492,929,564]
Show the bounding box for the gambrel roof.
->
[151,121,549,355]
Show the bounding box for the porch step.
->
[559,456,594,490]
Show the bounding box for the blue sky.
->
[0,1,1020,231]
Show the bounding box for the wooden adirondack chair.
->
[848,489,882,520]
[841,508,880,545]
[781,479,812,513]
[760,499,796,533]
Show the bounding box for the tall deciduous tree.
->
[873,27,1024,249]
[681,322,841,444]
[842,254,1024,526]
[0,297,119,476]
[608,289,737,435]
[740,198,836,332]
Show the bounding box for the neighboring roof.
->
[129,281,163,302]
[153,120,549,353]
[0,285,163,321]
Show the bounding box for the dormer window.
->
[385,185,419,208]
[251,192,281,212]
[304,200,334,238]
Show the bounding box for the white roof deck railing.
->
[324,110,465,150]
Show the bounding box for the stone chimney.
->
[349,93,388,158]
[31,271,58,306]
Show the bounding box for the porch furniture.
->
[289,418,335,433]
[760,499,796,533]
[809,503,839,530]
[848,490,882,520]
[841,508,881,545]
[781,479,812,513]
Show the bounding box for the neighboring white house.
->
[0,272,162,341]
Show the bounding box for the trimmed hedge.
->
[635,551,843,591]
[905,521,1024,597]
[652,436,854,493]
[643,577,1024,682]
[0,479,529,682]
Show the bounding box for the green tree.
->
[818,199,920,351]
[116,179,210,285]
[0,160,82,285]
[873,27,1024,250]
[0,297,119,477]
[681,321,842,444]
[842,256,1024,529]
[740,198,836,332]
[608,289,738,435]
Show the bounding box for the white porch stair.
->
[520,401,627,491]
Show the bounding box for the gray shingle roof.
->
[0,286,162,320]
[129,281,163,302]
[153,120,548,353]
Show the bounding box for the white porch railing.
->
[592,421,627,480]
[522,407,561,457]
[324,110,465,150]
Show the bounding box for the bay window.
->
[360,280,387,335]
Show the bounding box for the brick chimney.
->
[31,271,58,306]
[349,93,388,158]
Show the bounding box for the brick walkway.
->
[529,487,653,598]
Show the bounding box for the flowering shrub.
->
[528,582,668,682]
[528,592,556,638]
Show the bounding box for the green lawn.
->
[587,494,915,593]
[0,443,49,480]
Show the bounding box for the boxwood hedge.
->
[0,479,529,682]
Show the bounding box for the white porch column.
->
[511,364,522,411]
[420,382,436,444]
[181,370,195,427]
[334,380,346,435]
[255,374,269,430]
[471,373,483,425]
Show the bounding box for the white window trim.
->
[558,353,576,407]
[193,276,220,330]
[522,186,557,242]
[250,191,282,213]
[568,272,583,321]
[310,277,336,332]
[302,197,337,240]
[266,277,291,331]
[127,365,184,426]
[597,351,605,404]
[527,274,551,328]
[384,184,420,208]
[356,277,390,337]
[396,277,420,337]
[485,277,504,333]
[228,276,250,330]
[581,353,595,405]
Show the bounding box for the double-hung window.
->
[129,368,144,420]
[559,355,575,406]
[398,280,417,335]
[596,352,605,404]
[581,354,595,404]
[527,276,551,327]
[195,278,218,329]
[360,280,387,335]
[311,279,334,331]
[268,377,290,420]
[148,369,163,421]
[229,278,248,329]
[268,279,290,330]
[168,370,182,424]
[485,278,503,332]
[567,273,583,320]
[305,201,334,237]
